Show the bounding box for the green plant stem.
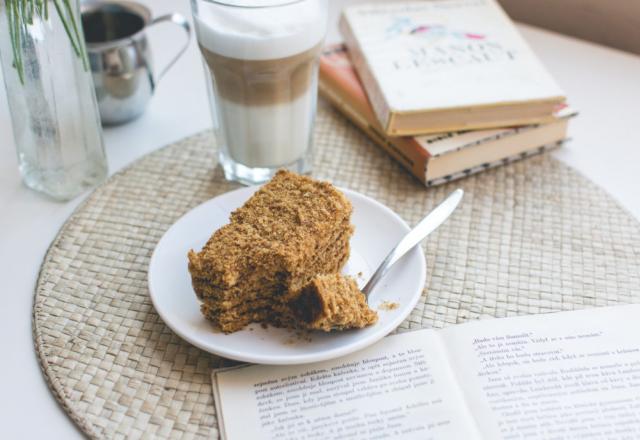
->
[28,0,34,24]
[7,0,25,84]
[4,0,87,83]
[52,0,80,57]
[18,0,27,26]
[62,0,87,70]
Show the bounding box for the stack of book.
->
[321,0,576,186]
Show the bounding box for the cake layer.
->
[201,300,298,333]
[190,218,352,302]
[188,170,352,292]
[194,231,352,331]
[188,221,290,289]
[201,302,269,333]
[291,274,378,331]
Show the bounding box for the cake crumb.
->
[282,329,313,345]
[295,329,313,343]
[378,301,400,311]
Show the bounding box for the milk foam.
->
[194,0,327,60]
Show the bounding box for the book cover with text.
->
[340,0,566,135]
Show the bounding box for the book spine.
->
[425,141,565,187]
[339,14,394,134]
[319,78,429,185]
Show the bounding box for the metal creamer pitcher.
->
[82,0,191,125]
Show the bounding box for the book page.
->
[212,330,480,440]
[441,305,640,439]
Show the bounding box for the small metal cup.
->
[81,1,191,125]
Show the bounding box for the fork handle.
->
[362,189,464,299]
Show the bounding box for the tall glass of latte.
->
[191,0,328,184]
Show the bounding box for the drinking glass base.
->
[218,152,311,186]
[19,159,108,202]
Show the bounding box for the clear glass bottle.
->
[0,0,108,201]
[191,0,328,185]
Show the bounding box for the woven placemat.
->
[33,103,640,439]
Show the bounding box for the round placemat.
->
[34,104,640,439]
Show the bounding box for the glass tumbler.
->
[190,0,328,185]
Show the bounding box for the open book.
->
[212,304,640,439]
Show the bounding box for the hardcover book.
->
[319,44,576,186]
[339,0,567,135]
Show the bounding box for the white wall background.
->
[499,0,640,55]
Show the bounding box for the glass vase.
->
[0,0,108,201]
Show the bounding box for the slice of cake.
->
[291,274,378,331]
[188,170,354,333]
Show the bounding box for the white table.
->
[1,1,639,438]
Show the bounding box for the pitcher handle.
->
[149,13,192,85]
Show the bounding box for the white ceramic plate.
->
[148,187,426,365]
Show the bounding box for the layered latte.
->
[193,0,327,179]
